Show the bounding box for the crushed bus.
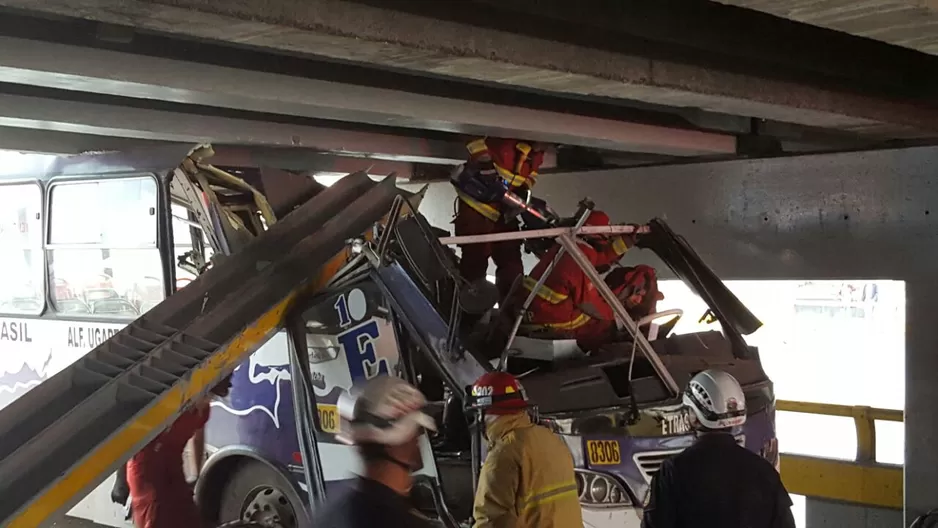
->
[0,144,777,528]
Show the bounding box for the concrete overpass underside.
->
[0,0,936,168]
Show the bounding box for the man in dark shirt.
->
[311,375,436,528]
[643,369,796,528]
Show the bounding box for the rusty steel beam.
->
[206,145,433,177]
[0,91,474,164]
[0,125,171,154]
[0,129,458,182]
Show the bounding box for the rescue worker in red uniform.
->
[126,375,231,528]
[454,138,545,300]
[516,210,663,349]
[467,371,582,528]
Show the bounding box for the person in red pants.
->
[126,376,231,528]
[516,210,663,349]
[453,138,545,301]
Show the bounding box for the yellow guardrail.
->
[776,400,903,510]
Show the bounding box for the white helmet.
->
[682,369,747,430]
[336,375,436,446]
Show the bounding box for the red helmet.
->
[618,265,663,299]
[467,371,529,415]
[624,265,658,291]
[584,210,611,227]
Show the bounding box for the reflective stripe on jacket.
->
[466,138,539,189]
[455,189,503,222]
[518,238,628,332]
[472,413,583,528]
[457,138,541,221]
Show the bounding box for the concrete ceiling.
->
[1,0,936,140]
[712,0,938,56]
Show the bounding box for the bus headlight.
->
[589,476,608,503]
[576,469,630,507]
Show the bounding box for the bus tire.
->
[216,458,308,528]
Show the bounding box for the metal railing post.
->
[855,406,877,464]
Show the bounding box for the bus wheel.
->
[218,460,302,528]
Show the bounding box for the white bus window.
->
[48,177,163,319]
[0,183,43,314]
[171,203,213,293]
[657,279,905,464]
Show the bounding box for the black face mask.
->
[405,433,426,473]
[362,447,415,474]
[379,438,426,473]
[409,450,425,473]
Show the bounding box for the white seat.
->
[498,309,684,366]
[504,335,586,362]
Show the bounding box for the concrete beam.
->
[713,0,938,56]
[2,0,937,137]
[0,35,736,157]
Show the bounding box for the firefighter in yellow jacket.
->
[467,371,583,528]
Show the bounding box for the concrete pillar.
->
[904,276,938,525]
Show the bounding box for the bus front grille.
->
[633,449,683,484]
[633,436,745,484]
